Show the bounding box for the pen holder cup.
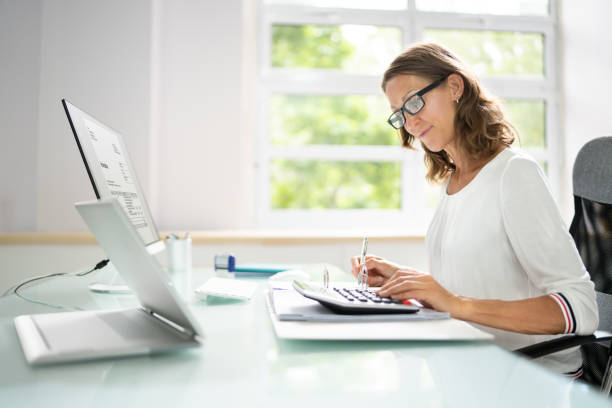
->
[166,236,192,301]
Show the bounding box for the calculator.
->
[292,280,420,315]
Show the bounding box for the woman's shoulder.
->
[497,147,552,196]
[496,147,543,177]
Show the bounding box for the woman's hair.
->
[381,43,517,183]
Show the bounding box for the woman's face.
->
[384,74,458,153]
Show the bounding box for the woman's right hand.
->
[350,254,401,287]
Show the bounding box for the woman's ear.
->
[447,73,464,102]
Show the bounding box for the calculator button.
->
[336,292,355,301]
[381,298,392,303]
[364,296,375,301]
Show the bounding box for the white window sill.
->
[0,230,425,245]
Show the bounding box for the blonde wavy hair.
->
[381,43,517,183]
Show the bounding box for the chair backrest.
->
[572,136,612,205]
[596,291,612,332]
[570,136,612,294]
[569,136,612,385]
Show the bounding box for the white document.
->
[270,288,449,322]
[265,290,494,341]
[83,117,151,241]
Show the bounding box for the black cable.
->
[76,259,109,276]
[14,279,78,310]
[7,259,110,309]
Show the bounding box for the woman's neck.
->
[445,144,505,195]
[446,143,505,176]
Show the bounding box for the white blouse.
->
[426,147,598,374]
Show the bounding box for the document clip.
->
[357,265,368,290]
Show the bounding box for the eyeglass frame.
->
[387,74,451,130]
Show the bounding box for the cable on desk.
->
[3,259,110,310]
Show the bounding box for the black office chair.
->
[515,136,612,395]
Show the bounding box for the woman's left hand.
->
[376,269,461,314]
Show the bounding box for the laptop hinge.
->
[139,307,195,339]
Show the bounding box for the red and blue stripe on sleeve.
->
[550,292,577,334]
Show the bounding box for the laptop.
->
[14,198,203,365]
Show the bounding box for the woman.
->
[351,43,598,376]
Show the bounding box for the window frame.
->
[256,0,559,232]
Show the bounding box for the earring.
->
[455,98,460,104]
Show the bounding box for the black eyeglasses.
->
[387,74,450,130]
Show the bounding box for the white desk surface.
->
[0,265,610,408]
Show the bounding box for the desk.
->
[0,266,609,407]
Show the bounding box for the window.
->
[258,0,557,232]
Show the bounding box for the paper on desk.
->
[265,290,495,341]
[269,288,450,322]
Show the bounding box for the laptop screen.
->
[62,99,164,253]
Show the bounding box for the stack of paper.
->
[269,288,450,322]
[265,288,495,341]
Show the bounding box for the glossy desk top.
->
[0,265,609,407]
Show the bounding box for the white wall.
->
[559,0,612,219]
[0,0,250,233]
[0,0,42,231]
[35,0,155,231]
[155,0,253,230]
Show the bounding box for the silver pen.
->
[357,237,368,289]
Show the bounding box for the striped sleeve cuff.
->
[564,366,583,379]
[550,293,577,334]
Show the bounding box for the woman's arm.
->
[499,156,598,335]
[377,270,566,334]
[454,295,565,335]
